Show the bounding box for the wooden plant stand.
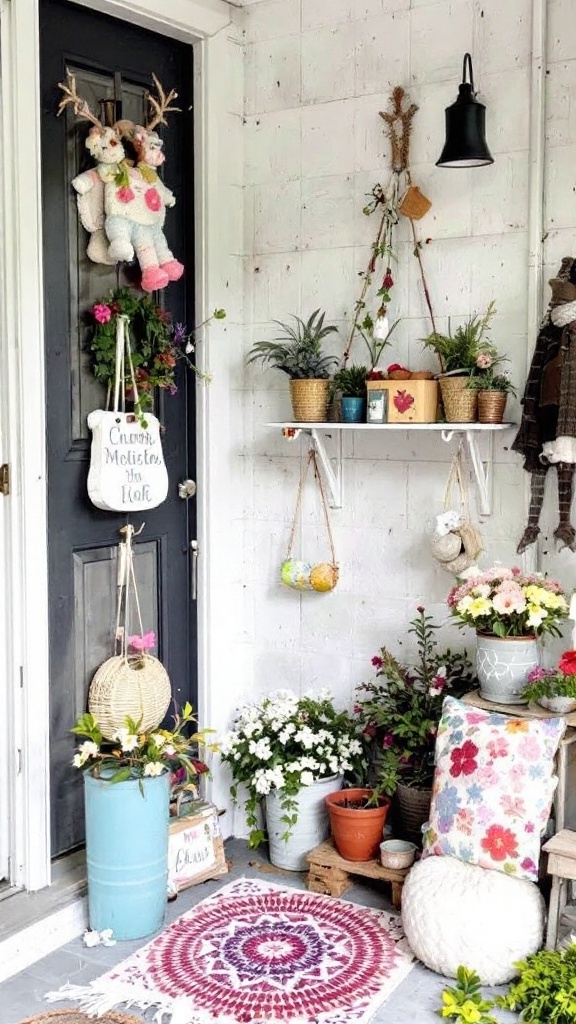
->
[305,839,410,909]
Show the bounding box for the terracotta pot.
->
[325,787,391,862]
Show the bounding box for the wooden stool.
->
[305,839,410,909]
[543,829,576,949]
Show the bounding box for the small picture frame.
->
[366,387,388,424]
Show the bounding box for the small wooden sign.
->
[168,802,228,892]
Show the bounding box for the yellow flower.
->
[467,597,492,619]
[523,584,545,603]
[526,602,546,629]
[456,595,474,614]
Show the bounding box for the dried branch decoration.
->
[379,86,418,174]
[57,71,104,130]
[145,73,181,131]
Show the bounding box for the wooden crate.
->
[306,839,411,908]
[168,802,228,892]
[376,379,438,424]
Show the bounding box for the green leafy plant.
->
[219,689,366,847]
[354,607,477,795]
[522,651,576,701]
[439,967,498,1023]
[497,942,576,1022]
[465,371,516,394]
[332,364,369,397]
[246,309,339,379]
[89,288,226,422]
[422,301,497,375]
[71,702,218,787]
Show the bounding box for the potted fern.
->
[421,301,497,423]
[246,309,339,422]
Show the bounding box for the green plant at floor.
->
[219,689,366,847]
[422,301,497,376]
[439,966,498,1023]
[497,942,576,1022]
[246,309,339,379]
[331,364,369,398]
[354,607,477,795]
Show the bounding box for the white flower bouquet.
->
[219,689,366,847]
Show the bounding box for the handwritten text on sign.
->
[87,410,169,512]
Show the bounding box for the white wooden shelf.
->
[266,421,516,516]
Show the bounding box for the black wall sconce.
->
[436,53,493,168]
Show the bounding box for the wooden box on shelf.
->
[377,379,439,424]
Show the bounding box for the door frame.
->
[0,0,236,891]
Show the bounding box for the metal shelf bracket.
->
[281,426,343,508]
[441,427,494,516]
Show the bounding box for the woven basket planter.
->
[477,390,508,423]
[439,376,477,423]
[88,654,171,739]
[289,379,331,422]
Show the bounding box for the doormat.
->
[45,877,414,1024]
[20,1013,144,1024]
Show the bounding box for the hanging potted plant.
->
[219,689,366,871]
[448,566,569,705]
[72,703,217,940]
[353,607,477,844]
[245,310,340,423]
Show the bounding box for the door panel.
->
[40,0,196,855]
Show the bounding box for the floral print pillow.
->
[422,695,566,880]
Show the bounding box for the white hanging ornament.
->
[373,314,390,341]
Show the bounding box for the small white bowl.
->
[380,839,417,870]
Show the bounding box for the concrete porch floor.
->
[0,838,519,1024]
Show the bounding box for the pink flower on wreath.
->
[145,188,162,212]
[128,631,156,652]
[93,303,112,324]
[116,186,135,204]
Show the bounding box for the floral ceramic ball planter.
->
[326,787,391,862]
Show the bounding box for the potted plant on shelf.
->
[448,566,569,706]
[464,362,516,424]
[353,607,477,844]
[522,650,576,714]
[331,364,369,423]
[246,309,339,423]
[219,688,366,871]
[421,301,497,423]
[71,703,217,940]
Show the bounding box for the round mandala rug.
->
[45,879,414,1024]
[20,1013,143,1024]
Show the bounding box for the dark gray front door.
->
[40,0,197,855]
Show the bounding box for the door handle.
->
[190,540,198,601]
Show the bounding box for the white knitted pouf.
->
[401,856,545,985]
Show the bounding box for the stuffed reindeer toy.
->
[57,72,184,291]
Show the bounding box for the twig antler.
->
[145,73,181,131]
[379,86,418,173]
[57,71,103,129]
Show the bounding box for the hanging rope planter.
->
[88,524,171,740]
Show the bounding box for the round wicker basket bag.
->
[88,654,171,740]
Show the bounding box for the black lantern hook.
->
[436,52,493,168]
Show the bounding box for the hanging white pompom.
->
[373,315,389,341]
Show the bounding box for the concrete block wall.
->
[221,0,576,833]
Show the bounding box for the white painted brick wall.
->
[223,0,576,831]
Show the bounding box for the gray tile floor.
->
[0,839,518,1024]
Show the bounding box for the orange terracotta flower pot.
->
[325,787,391,862]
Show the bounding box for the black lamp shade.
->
[436,55,494,168]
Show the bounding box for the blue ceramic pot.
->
[341,396,366,423]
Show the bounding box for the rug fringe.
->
[44,981,220,1024]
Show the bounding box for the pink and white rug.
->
[47,878,414,1024]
